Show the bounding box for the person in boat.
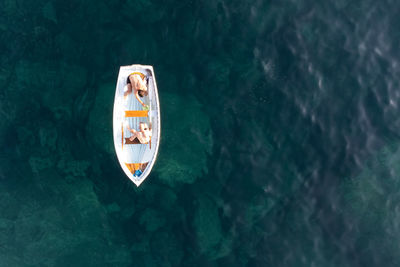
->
[126,122,152,144]
[124,73,148,107]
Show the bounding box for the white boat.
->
[113,65,161,186]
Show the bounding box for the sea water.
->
[1,0,400,266]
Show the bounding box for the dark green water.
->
[1,0,400,266]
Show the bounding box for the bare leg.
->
[127,125,136,133]
[129,134,138,141]
[126,125,138,141]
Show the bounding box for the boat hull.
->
[113,65,161,186]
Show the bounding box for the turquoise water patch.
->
[340,140,400,266]
[155,92,213,185]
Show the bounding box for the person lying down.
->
[124,73,148,107]
[125,122,152,144]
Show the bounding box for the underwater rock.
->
[106,202,121,213]
[0,190,19,220]
[126,0,152,13]
[3,0,18,16]
[29,156,54,173]
[243,196,276,230]
[150,231,183,267]
[15,60,86,91]
[39,123,58,150]
[54,33,80,62]
[120,35,154,65]
[193,196,222,255]
[0,65,11,89]
[154,92,213,185]
[130,252,156,267]
[86,83,114,154]
[207,57,231,84]
[124,0,164,23]
[56,157,90,178]
[130,240,150,253]
[139,208,165,232]
[265,199,342,267]
[14,60,87,115]
[340,140,400,265]
[120,205,136,219]
[42,2,57,23]
[157,187,178,210]
[1,177,132,266]
[0,217,14,238]
[17,125,37,148]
